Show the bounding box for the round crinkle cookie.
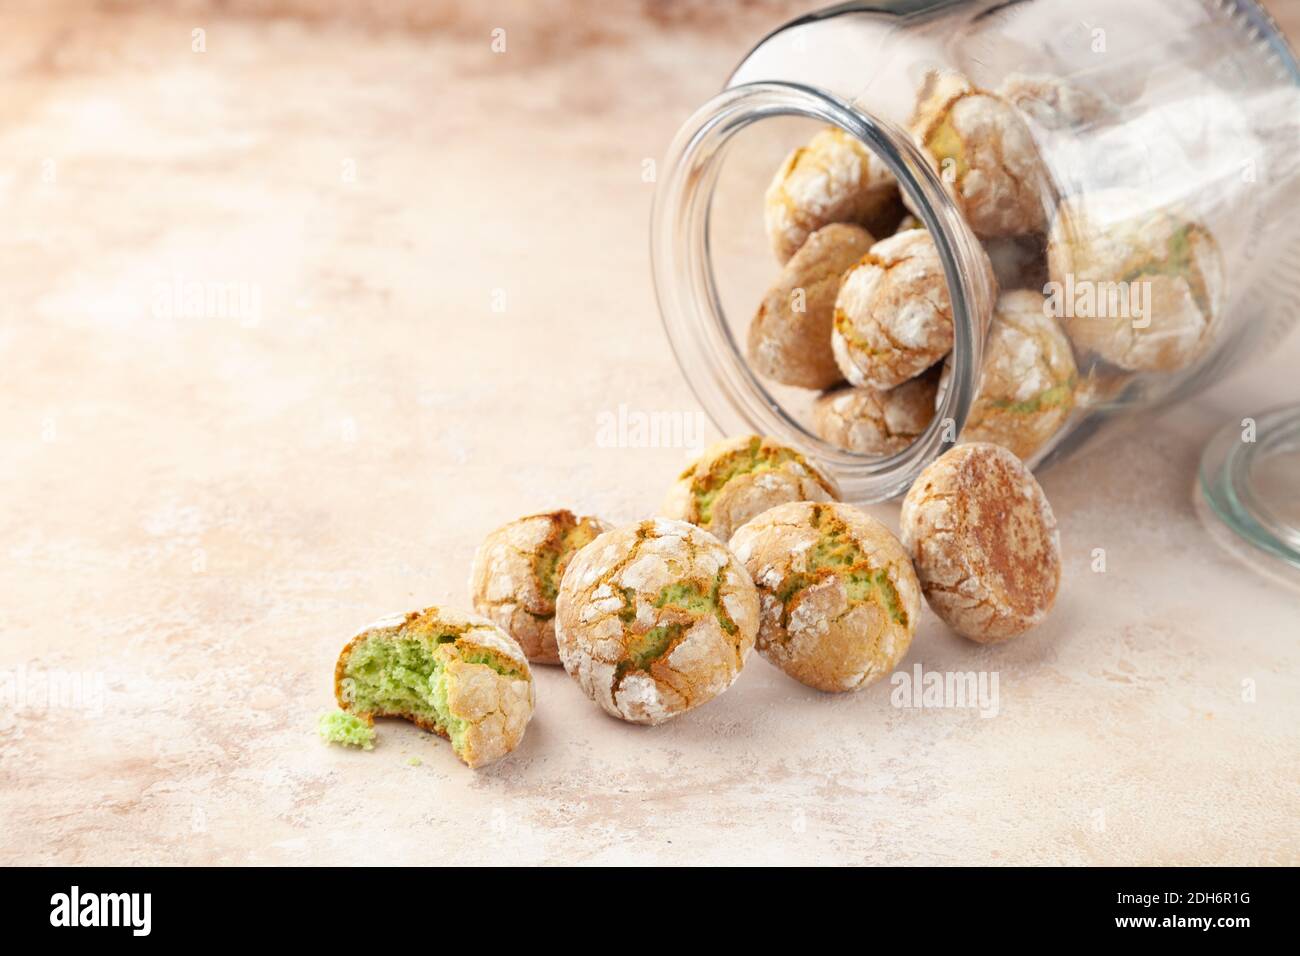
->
[554,518,759,725]
[900,443,1061,642]
[660,434,839,544]
[730,501,920,693]
[748,222,875,390]
[470,509,613,664]
[812,373,938,455]
[909,70,1052,238]
[764,126,903,264]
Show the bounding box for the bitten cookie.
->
[554,518,759,725]
[334,606,535,769]
[661,434,839,543]
[1047,190,1225,372]
[812,373,938,455]
[764,126,904,264]
[730,501,920,692]
[900,443,1061,642]
[470,510,613,664]
[909,70,1051,238]
[748,222,875,389]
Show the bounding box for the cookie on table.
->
[661,434,839,544]
[554,518,759,725]
[730,501,920,692]
[334,606,534,769]
[470,509,612,664]
[900,443,1061,642]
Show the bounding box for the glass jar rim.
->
[650,80,995,501]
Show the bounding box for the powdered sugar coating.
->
[998,72,1116,131]
[729,501,920,692]
[470,510,613,664]
[910,71,1051,238]
[832,229,994,389]
[554,519,759,725]
[661,434,840,543]
[812,373,938,455]
[950,289,1077,460]
[1047,190,1225,372]
[764,126,903,264]
[334,606,534,769]
[900,443,1060,642]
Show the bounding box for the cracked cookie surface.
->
[1047,190,1225,372]
[831,229,993,389]
[661,434,839,543]
[554,518,759,725]
[997,72,1116,131]
[909,71,1050,238]
[334,606,534,768]
[730,501,920,693]
[764,126,904,264]
[749,222,875,389]
[900,443,1060,642]
[470,509,613,664]
[949,289,1077,461]
[813,372,938,455]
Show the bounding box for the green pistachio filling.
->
[655,573,738,635]
[1117,223,1213,320]
[318,709,375,750]
[924,114,971,184]
[776,505,907,630]
[534,518,604,602]
[610,572,740,690]
[340,629,521,754]
[687,437,808,524]
[616,624,684,681]
[989,377,1076,415]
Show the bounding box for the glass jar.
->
[651,0,1300,565]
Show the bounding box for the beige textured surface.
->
[2,1,1298,865]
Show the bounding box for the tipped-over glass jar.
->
[651,0,1300,564]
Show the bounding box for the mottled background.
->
[2,0,1297,865]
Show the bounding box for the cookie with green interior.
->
[661,435,839,544]
[554,518,759,724]
[471,509,613,664]
[334,606,534,769]
[764,126,904,264]
[813,372,938,456]
[318,709,375,750]
[945,289,1077,461]
[900,443,1060,642]
[1047,189,1225,372]
[908,70,1051,238]
[748,222,875,390]
[729,501,920,692]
